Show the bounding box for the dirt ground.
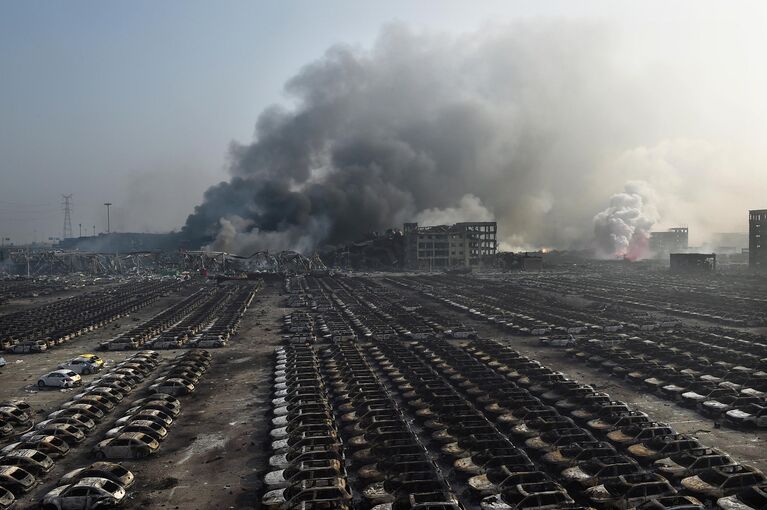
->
[0,278,286,509]
[116,279,287,510]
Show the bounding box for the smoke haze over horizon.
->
[182,18,767,256]
[3,3,767,252]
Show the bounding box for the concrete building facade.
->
[403,221,497,270]
[750,209,767,271]
[650,227,689,258]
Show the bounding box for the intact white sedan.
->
[37,370,81,389]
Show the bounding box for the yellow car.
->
[78,354,105,369]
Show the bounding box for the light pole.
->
[104,203,112,233]
[78,223,82,237]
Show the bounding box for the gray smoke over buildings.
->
[181,21,767,255]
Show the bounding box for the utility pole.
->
[62,194,73,239]
[104,203,112,233]
[92,225,96,236]
[78,223,82,237]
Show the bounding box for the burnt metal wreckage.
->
[0,247,328,277]
[259,272,767,510]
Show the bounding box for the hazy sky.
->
[1,1,765,245]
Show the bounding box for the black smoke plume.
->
[182,21,762,255]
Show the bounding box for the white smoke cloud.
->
[209,215,331,254]
[593,181,659,259]
[607,139,767,245]
[414,194,494,226]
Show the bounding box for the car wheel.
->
[84,367,91,375]
[95,450,107,460]
[42,504,58,510]
[38,380,46,388]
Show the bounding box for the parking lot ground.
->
[117,279,286,510]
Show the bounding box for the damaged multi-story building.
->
[403,221,497,270]
[650,227,689,258]
[750,209,767,272]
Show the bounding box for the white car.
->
[57,358,101,375]
[38,370,82,389]
[41,477,126,510]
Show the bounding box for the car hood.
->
[479,494,511,510]
[43,484,70,502]
[584,484,611,500]
[716,494,759,510]
[654,458,683,470]
[607,430,632,442]
[561,466,589,480]
[726,410,752,419]
[628,444,655,456]
[681,475,716,493]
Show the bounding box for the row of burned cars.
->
[0,277,87,306]
[512,269,767,327]
[386,273,767,429]
[559,332,767,428]
[1,279,188,354]
[0,349,211,509]
[266,274,767,510]
[100,283,257,351]
[324,277,478,341]
[390,276,626,336]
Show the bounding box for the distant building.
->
[670,253,716,274]
[711,232,749,253]
[650,228,689,258]
[403,221,497,270]
[750,209,767,271]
